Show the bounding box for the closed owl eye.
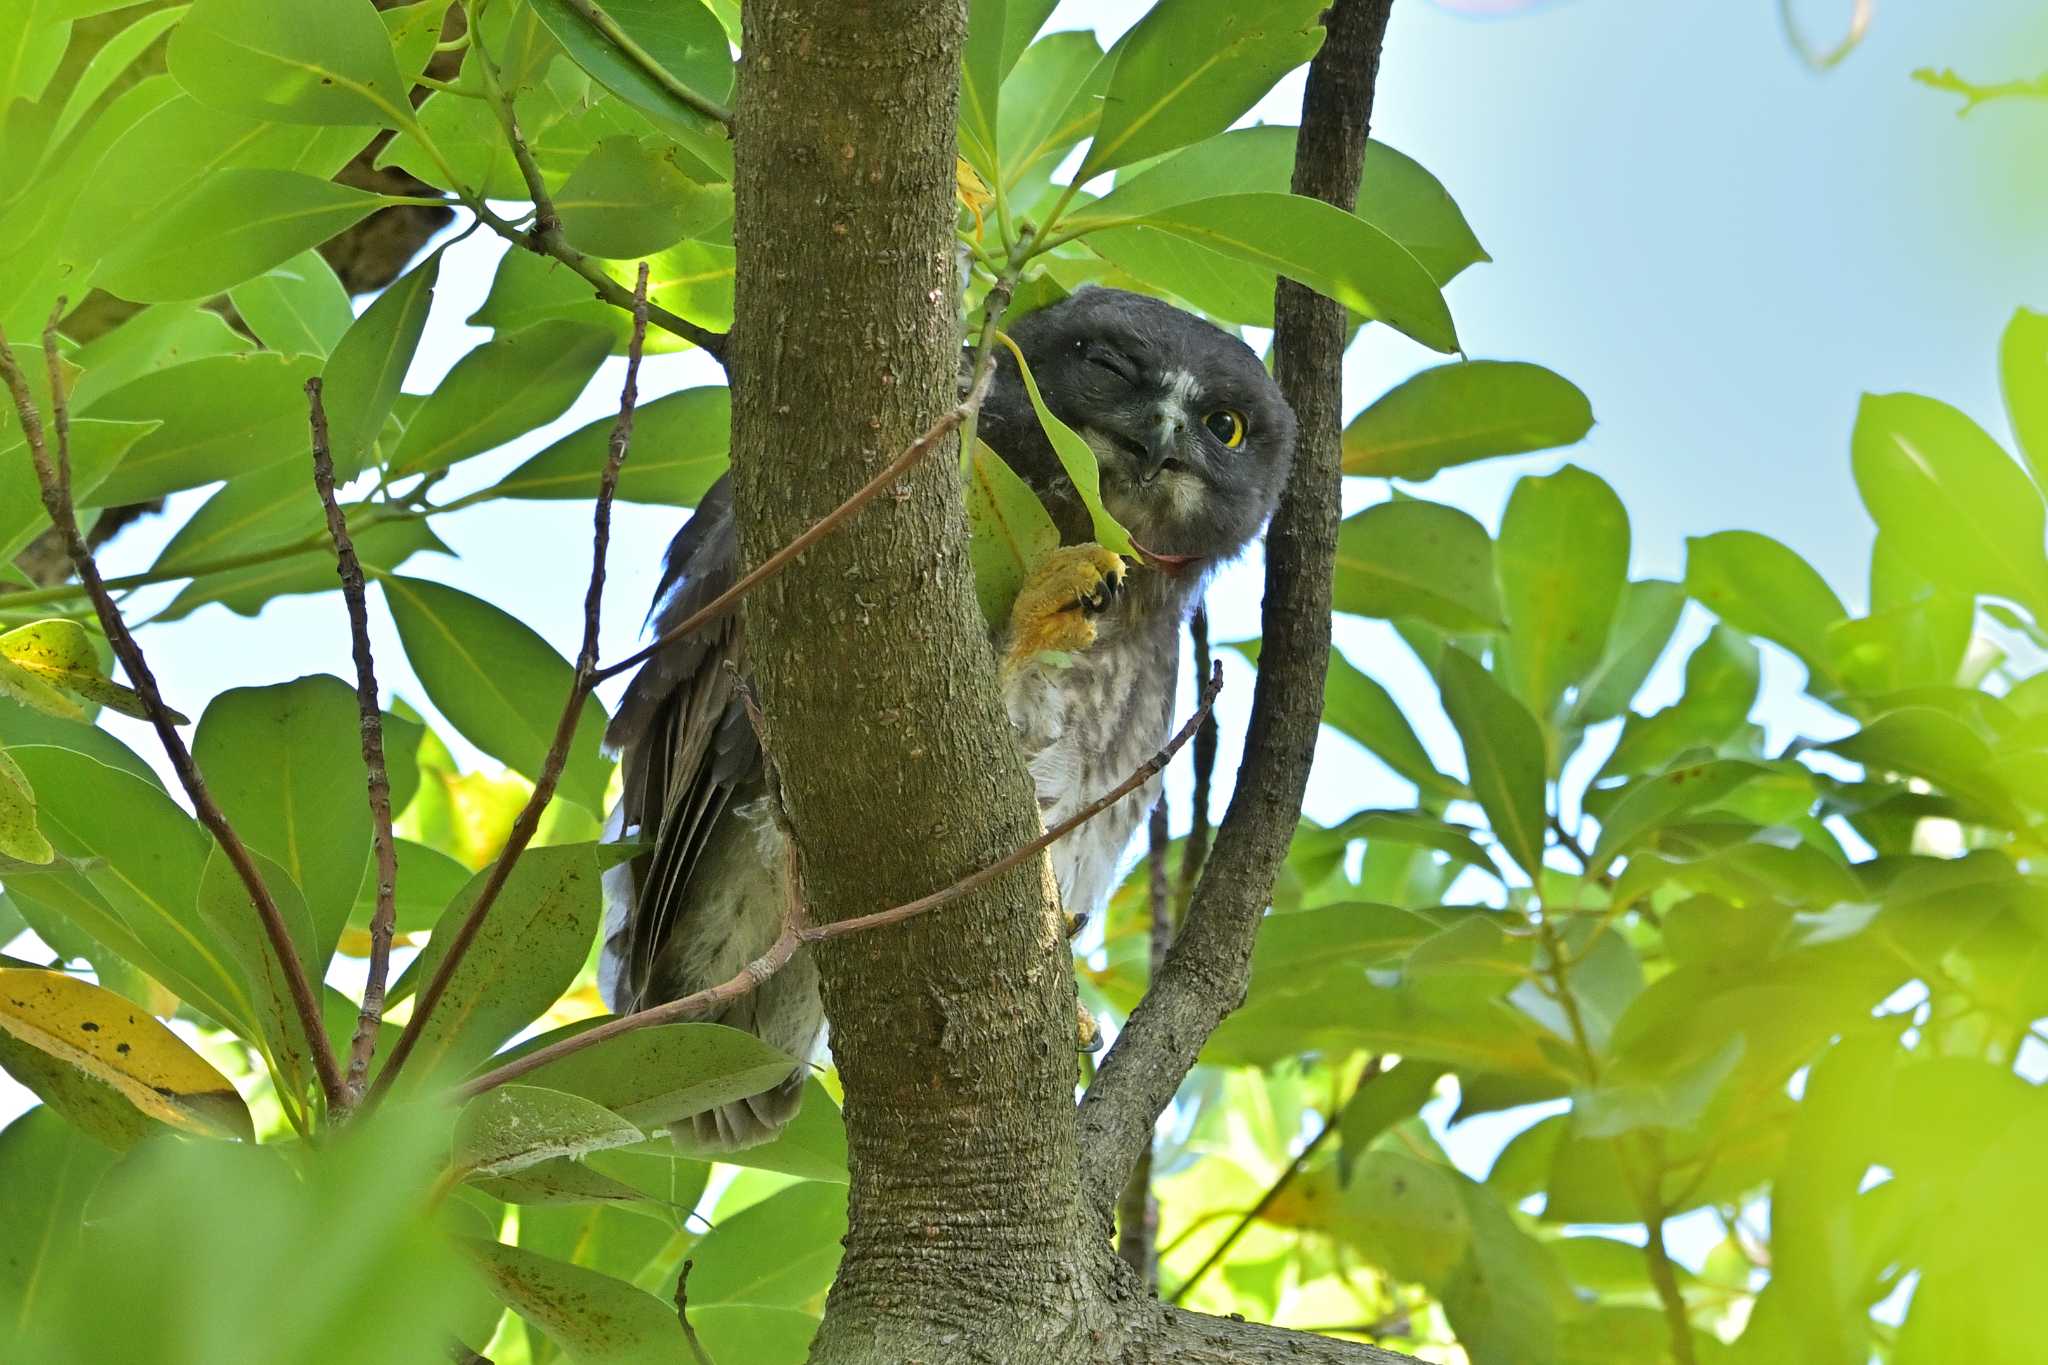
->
[1203,409,1247,448]
[1083,345,1137,385]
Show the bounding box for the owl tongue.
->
[1134,540,1201,575]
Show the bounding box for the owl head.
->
[980,288,1298,565]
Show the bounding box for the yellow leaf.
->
[0,619,186,724]
[956,157,993,238]
[0,968,253,1141]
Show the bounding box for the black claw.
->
[1077,565,1125,615]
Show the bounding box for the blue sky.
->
[5,0,2046,1276]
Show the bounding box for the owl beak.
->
[1135,410,1185,485]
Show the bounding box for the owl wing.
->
[599,473,762,1011]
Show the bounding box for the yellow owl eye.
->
[1203,409,1246,448]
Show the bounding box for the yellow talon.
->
[1003,545,1127,673]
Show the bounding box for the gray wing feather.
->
[602,475,762,1011]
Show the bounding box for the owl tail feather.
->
[672,1068,807,1153]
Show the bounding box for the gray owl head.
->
[978,288,1297,564]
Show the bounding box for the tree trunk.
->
[728,1,1420,1360]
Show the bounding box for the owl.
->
[599,288,1298,1148]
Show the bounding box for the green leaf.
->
[1088,192,1456,353]
[1496,465,1629,728]
[379,574,611,813]
[454,1085,644,1178]
[689,1180,846,1309]
[464,1237,686,1365]
[996,333,1135,556]
[82,351,321,506]
[1079,0,1324,178]
[1334,499,1503,633]
[963,436,1060,626]
[227,249,354,359]
[0,0,70,106]
[45,5,189,153]
[0,419,160,563]
[1684,529,1847,686]
[1437,649,1547,881]
[497,385,729,505]
[1569,580,1685,728]
[690,1306,820,1365]
[398,844,608,1083]
[193,843,323,1090]
[1588,758,1774,871]
[167,0,410,127]
[391,319,612,476]
[0,749,52,864]
[997,30,1109,194]
[959,0,1009,181]
[322,249,442,476]
[2002,307,2048,487]
[193,676,371,968]
[148,458,327,577]
[156,518,448,622]
[1231,639,1461,799]
[1344,361,1593,480]
[528,0,734,134]
[1598,626,1760,780]
[694,1077,848,1182]
[67,304,252,411]
[1087,127,1487,292]
[473,1155,655,1207]
[99,169,389,302]
[1337,1060,1446,1180]
[0,1109,120,1334]
[1851,391,2048,613]
[513,1022,800,1131]
[556,135,730,257]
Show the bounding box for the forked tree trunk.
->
[728,1,1418,1360]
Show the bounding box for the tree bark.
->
[729,1,1420,1361]
[730,1,1101,1357]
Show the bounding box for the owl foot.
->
[1003,544,1127,673]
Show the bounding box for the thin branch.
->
[1074,0,1397,1219]
[0,309,347,1110]
[673,1258,718,1365]
[369,265,652,1102]
[1174,605,1215,923]
[591,276,1018,686]
[455,665,1223,1100]
[796,664,1220,945]
[1117,797,1172,1286]
[308,376,402,1109]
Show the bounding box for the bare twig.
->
[591,276,1018,685]
[1117,797,1174,1286]
[456,664,1223,1100]
[1,309,347,1111]
[1174,605,1215,923]
[1075,0,1397,1219]
[370,265,652,1101]
[308,377,403,1108]
[674,1258,718,1365]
